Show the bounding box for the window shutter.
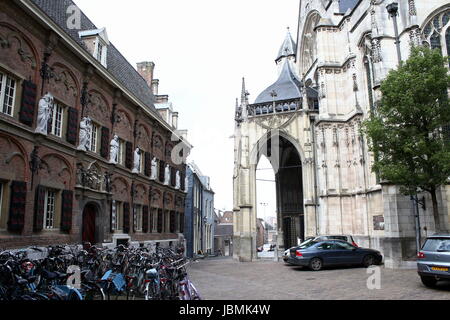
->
[100,126,110,159]
[110,200,116,233]
[66,107,79,145]
[180,171,185,191]
[123,202,130,233]
[180,212,185,233]
[144,152,151,177]
[133,206,137,233]
[19,80,37,126]
[149,208,154,233]
[157,209,163,233]
[125,141,133,169]
[143,205,149,233]
[33,185,46,232]
[170,211,176,233]
[61,190,73,232]
[170,167,176,187]
[7,181,27,232]
[159,160,165,182]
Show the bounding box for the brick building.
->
[0,0,190,249]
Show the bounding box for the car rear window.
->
[423,238,450,252]
[298,239,319,249]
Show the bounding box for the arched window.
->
[422,9,450,55]
[446,28,450,58]
[300,12,321,75]
[430,31,442,53]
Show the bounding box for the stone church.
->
[233,0,450,267]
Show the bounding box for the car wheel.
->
[362,255,375,268]
[420,276,438,288]
[309,258,323,271]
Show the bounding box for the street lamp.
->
[386,1,402,65]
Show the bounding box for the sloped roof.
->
[30,0,163,120]
[339,0,359,14]
[276,29,297,62]
[254,60,303,104]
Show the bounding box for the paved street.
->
[187,257,450,300]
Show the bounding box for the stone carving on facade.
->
[77,162,104,191]
[175,171,181,190]
[150,157,158,180]
[52,67,77,98]
[164,164,170,186]
[104,172,113,193]
[0,25,37,69]
[132,148,141,173]
[35,93,54,135]
[163,193,173,206]
[87,92,109,125]
[78,117,92,151]
[371,39,382,63]
[109,135,119,164]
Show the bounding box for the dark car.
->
[417,234,450,287]
[287,239,383,271]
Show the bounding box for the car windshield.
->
[298,239,319,250]
[423,238,450,252]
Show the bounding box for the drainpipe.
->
[310,115,320,236]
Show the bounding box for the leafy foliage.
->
[363,47,450,196]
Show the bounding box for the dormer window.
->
[79,28,110,68]
[94,39,108,66]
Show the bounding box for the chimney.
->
[137,61,155,88]
[151,79,159,95]
[172,112,179,129]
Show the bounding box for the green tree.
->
[363,47,450,232]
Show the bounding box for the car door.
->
[330,242,360,265]
[314,242,335,265]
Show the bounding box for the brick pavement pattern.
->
[187,257,450,300]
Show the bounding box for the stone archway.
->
[234,129,310,262]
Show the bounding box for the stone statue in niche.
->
[35,93,54,135]
[150,157,158,181]
[132,148,142,173]
[164,164,170,186]
[76,163,86,186]
[175,171,181,190]
[109,135,120,164]
[78,117,92,151]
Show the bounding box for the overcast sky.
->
[74,0,300,217]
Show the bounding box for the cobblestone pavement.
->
[187,257,450,300]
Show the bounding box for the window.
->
[90,123,100,153]
[134,205,142,232]
[117,138,125,166]
[44,190,56,229]
[50,102,64,137]
[0,183,3,225]
[423,9,450,55]
[113,201,123,231]
[332,242,356,250]
[0,72,16,116]
[94,39,108,67]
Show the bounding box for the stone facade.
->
[233,0,450,267]
[0,0,189,249]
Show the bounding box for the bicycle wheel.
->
[83,284,106,301]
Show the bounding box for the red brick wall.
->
[0,1,186,249]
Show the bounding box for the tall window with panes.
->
[134,205,142,232]
[50,102,64,137]
[0,72,16,116]
[117,138,125,166]
[90,122,100,153]
[44,190,57,229]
